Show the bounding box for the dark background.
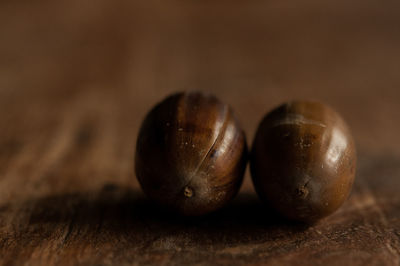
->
[0,1,399,265]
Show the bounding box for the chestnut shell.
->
[135,91,247,216]
[250,101,356,222]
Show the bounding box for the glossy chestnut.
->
[250,101,356,222]
[135,91,247,216]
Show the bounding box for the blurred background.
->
[2,0,399,192]
[1,1,400,264]
[2,1,400,150]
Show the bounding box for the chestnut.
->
[250,101,356,222]
[135,91,247,216]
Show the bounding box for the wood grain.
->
[1,0,400,265]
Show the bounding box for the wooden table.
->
[1,1,400,265]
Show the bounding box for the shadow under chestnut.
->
[22,184,308,249]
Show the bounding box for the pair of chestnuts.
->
[135,91,356,223]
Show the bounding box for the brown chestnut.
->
[250,101,356,222]
[135,91,247,216]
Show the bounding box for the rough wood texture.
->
[1,1,400,265]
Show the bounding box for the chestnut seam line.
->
[270,114,327,129]
[180,104,229,194]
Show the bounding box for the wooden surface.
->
[1,1,400,265]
